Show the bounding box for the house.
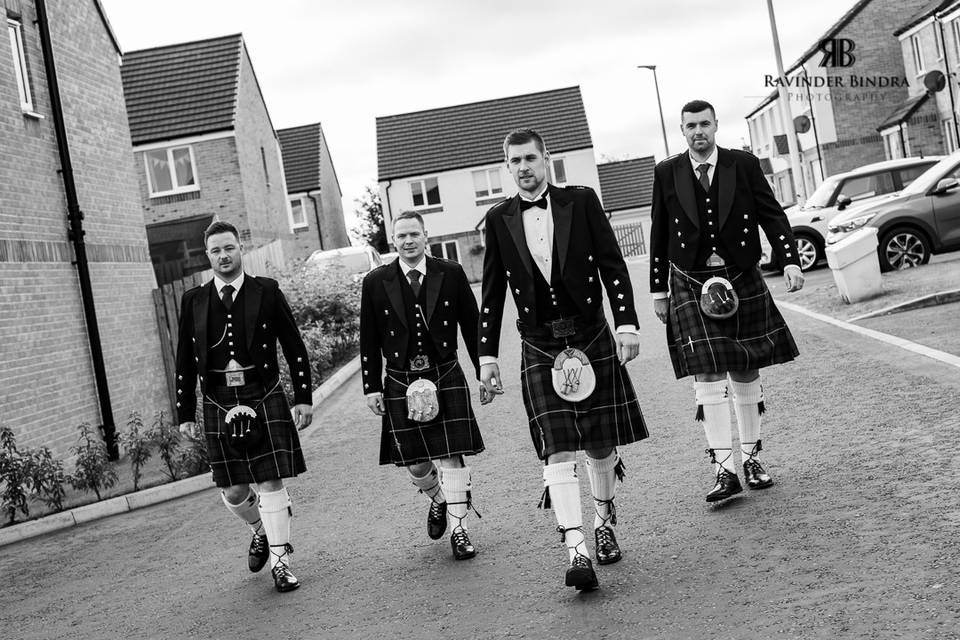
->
[745,0,931,204]
[376,86,601,282]
[121,34,294,284]
[277,123,350,258]
[1,0,168,457]
[597,156,656,256]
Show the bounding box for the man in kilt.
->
[479,129,648,591]
[360,210,487,560]
[176,220,313,593]
[650,99,804,503]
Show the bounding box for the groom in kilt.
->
[479,129,648,591]
[360,210,487,560]
[650,99,804,503]
[176,220,313,593]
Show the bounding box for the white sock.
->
[221,487,263,535]
[409,464,445,504]
[585,451,619,530]
[543,461,589,562]
[730,377,764,464]
[439,466,472,533]
[694,379,736,474]
[258,488,293,570]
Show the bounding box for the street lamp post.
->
[638,65,671,158]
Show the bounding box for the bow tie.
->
[519,196,548,212]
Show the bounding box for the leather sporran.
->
[551,347,596,402]
[699,276,739,320]
[221,404,264,452]
[406,378,440,422]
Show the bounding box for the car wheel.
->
[878,227,930,272]
[794,234,821,272]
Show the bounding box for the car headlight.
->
[829,213,877,233]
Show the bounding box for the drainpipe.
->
[35,0,117,459]
[307,189,323,250]
[935,13,960,149]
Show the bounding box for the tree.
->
[350,185,388,253]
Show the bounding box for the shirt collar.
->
[689,146,719,171]
[399,256,427,278]
[214,272,244,295]
[518,183,550,202]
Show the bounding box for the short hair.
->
[503,128,547,158]
[204,220,240,246]
[394,210,425,230]
[681,100,716,120]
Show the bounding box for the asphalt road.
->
[2,259,959,639]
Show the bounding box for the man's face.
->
[506,141,548,196]
[206,231,243,279]
[393,218,427,263]
[681,109,718,155]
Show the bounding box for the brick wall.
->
[290,194,322,259]
[0,0,168,457]
[317,127,350,249]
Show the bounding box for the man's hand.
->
[179,421,199,438]
[479,385,492,405]
[366,393,386,416]
[292,404,313,430]
[480,363,504,403]
[653,297,669,324]
[615,332,640,365]
[784,265,805,292]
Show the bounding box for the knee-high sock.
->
[543,462,588,562]
[585,451,619,530]
[694,379,736,474]
[221,487,263,535]
[258,488,293,570]
[409,464,445,504]
[730,377,764,463]
[439,466,472,533]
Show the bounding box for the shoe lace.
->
[595,526,615,549]
[428,499,445,520]
[270,542,293,575]
[743,458,765,475]
[593,498,617,527]
[570,552,591,568]
[250,533,267,554]
[451,527,470,547]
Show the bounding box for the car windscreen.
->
[901,157,960,196]
[311,252,371,272]
[804,177,841,208]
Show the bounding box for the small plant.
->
[119,412,152,491]
[0,426,31,525]
[26,447,66,512]
[149,410,181,481]
[175,431,209,479]
[69,422,118,501]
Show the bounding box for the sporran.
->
[406,378,440,422]
[699,276,739,320]
[551,347,596,402]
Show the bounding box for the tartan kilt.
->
[520,320,648,459]
[380,359,485,466]
[202,380,306,487]
[666,263,799,379]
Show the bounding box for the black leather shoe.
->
[271,563,300,592]
[594,526,622,565]
[248,533,269,573]
[428,500,447,540]
[450,528,476,560]
[706,469,743,502]
[565,554,599,591]
[743,458,774,490]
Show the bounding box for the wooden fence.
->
[612,221,647,257]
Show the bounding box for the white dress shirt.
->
[213,272,245,300]
[398,256,427,282]
[689,145,719,187]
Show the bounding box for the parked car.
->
[305,245,382,280]
[826,150,960,271]
[761,156,940,271]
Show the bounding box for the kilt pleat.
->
[380,360,485,466]
[521,322,648,459]
[666,263,799,379]
[203,381,306,487]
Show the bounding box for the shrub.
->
[0,426,31,525]
[26,447,67,512]
[119,412,152,491]
[149,410,181,482]
[69,422,118,501]
[175,432,209,479]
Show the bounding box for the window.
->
[260,146,270,188]
[895,164,932,189]
[911,34,925,74]
[410,177,441,208]
[837,172,895,203]
[936,26,944,60]
[7,18,32,111]
[943,118,958,153]
[472,168,503,199]
[144,145,198,196]
[551,158,567,185]
[429,240,459,262]
[952,20,960,60]
[289,197,308,230]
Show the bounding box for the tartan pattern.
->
[203,382,306,487]
[520,321,648,459]
[666,263,799,379]
[381,360,485,466]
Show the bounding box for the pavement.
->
[2,259,960,639]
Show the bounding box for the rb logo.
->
[819,38,856,67]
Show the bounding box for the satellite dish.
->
[924,70,946,93]
[794,115,811,134]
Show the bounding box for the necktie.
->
[696,163,711,192]
[221,284,234,310]
[519,196,548,212]
[408,270,422,298]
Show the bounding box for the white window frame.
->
[430,239,460,261]
[550,157,567,186]
[7,18,33,112]
[143,144,200,197]
[288,196,309,231]
[409,176,442,209]
[471,167,503,200]
[935,25,944,60]
[911,34,926,75]
[943,118,958,153]
[952,19,960,62]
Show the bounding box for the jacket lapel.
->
[717,148,735,230]
[382,262,408,328]
[243,275,261,349]
[550,185,573,275]
[424,257,444,321]
[673,151,700,227]
[193,281,213,358]
[503,196,534,279]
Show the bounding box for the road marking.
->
[778,300,960,370]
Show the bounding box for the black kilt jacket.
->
[360,256,481,395]
[479,184,638,358]
[174,275,312,424]
[649,148,800,294]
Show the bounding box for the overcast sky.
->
[99,0,857,228]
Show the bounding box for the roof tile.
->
[597,157,655,212]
